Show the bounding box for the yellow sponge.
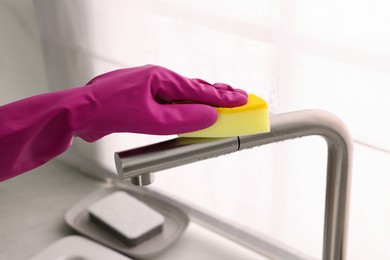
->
[179,94,270,138]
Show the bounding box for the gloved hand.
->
[0,65,247,181]
[77,65,248,141]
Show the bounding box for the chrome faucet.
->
[114,110,353,260]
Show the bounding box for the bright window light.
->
[36,0,390,259]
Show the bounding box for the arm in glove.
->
[0,65,247,181]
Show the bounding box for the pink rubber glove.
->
[0,65,247,181]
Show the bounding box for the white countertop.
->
[0,160,266,260]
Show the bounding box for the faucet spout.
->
[114,137,240,184]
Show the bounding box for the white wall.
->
[0,0,48,104]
